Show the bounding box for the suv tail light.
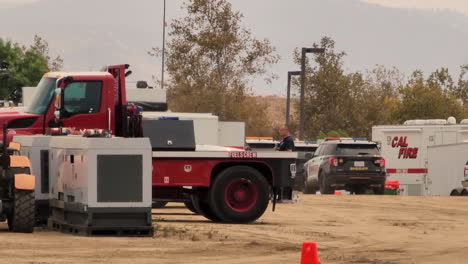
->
[375,158,386,167]
[329,157,338,167]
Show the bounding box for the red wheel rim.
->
[224,178,258,213]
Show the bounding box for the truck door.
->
[47,80,108,131]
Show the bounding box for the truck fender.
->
[14,173,35,190]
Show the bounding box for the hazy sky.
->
[1,0,468,96]
[363,0,468,15]
[3,0,468,14]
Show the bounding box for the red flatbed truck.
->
[0,64,297,223]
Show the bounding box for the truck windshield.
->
[337,144,379,156]
[25,77,56,115]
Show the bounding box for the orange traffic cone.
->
[300,241,321,264]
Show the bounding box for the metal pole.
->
[286,71,301,126]
[286,72,292,126]
[299,48,306,140]
[298,47,325,140]
[161,0,167,90]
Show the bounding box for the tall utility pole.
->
[286,71,301,126]
[299,47,325,140]
[161,0,167,90]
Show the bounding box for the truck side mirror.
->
[136,81,148,89]
[54,88,62,110]
[305,152,314,159]
[54,88,62,120]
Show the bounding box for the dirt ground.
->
[0,195,467,264]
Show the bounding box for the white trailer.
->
[427,142,468,196]
[372,118,468,195]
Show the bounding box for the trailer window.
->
[63,81,102,116]
[337,144,379,156]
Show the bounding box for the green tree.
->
[292,37,376,139]
[292,37,409,139]
[150,0,279,136]
[397,70,465,121]
[32,35,64,72]
[317,129,349,139]
[0,36,62,103]
[455,65,468,107]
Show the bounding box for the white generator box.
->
[372,119,468,195]
[48,136,153,236]
[13,135,53,223]
[427,143,468,196]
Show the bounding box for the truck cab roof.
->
[44,72,112,78]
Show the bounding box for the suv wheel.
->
[319,172,334,194]
[303,172,318,194]
[373,186,385,195]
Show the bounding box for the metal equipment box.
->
[47,136,153,236]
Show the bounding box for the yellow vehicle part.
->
[10,156,31,168]
[8,142,21,152]
[14,174,35,190]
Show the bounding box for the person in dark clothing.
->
[275,126,295,152]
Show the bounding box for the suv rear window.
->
[337,144,379,156]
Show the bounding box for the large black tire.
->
[450,189,461,196]
[319,172,334,194]
[191,192,221,222]
[152,201,168,209]
[184,200,197,214]
[208,166,269,223]
[8,189,35,233]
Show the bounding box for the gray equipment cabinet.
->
[47,136,153,236]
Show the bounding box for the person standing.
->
[275,126,295,152]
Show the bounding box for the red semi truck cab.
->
[1,65,297,223]
[1,66,127,138]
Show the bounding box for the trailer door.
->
[379,129,425,195]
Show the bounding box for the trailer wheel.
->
[461,189,468,196]
[8,189,35,233]
[191,192,221,222]
[450,189,461,196]
[184,200,197,214]
[209,166,269,223]
[319,172,334,194]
